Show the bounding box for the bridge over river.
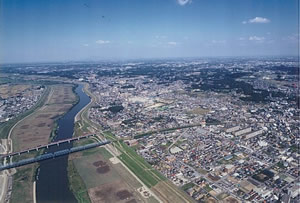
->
[0,140,110,171]
[1,134,96,159]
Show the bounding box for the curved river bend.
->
[36,84,90,203]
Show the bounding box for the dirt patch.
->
[152,181,194,203]
[93,160,106,167]
[88,181,136,203]
[93,160,110,174]
[188,107,210,115]
[0,84,31,99]
[22,138,42,142]
[208,174,221,181]
[125,200,137,203]
[37,114,51,118]
[72,149,143,203]
[20,125,29,129]
[59,107,68,112]
[223,196,240,203]
[116,190,133,200]
[96,165,110,174]
[36,123,46,127]
[206,197,217,203]
[94,187,113,198]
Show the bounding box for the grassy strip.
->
[118,153,158,188]
[181,182,196,191]
[81,146,113,158]
[10,166,36,203]
[103,131,117,141]
[134,123,203,139]
[119,142,152,168]
[102,132,167,188]
[0,86,50,139]
[67,160,91,203]
[204,184,213,192]
[49,121,59,141]
[119,141,167,181]
[113,139,167,188]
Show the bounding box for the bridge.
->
[0,140,110,171]
[1,134,96,159]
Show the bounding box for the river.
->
[36,84,90,203]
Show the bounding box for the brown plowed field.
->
[11,85,76,152]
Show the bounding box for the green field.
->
[68,161,91,203]
[119,153,158,188]
[10,166,36,203]
[113,140,166,188]
[81,146,113,158]
[181,182,196,191]
[72,148,118,188]
[100,131,167,189]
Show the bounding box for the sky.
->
[0,0,299,63]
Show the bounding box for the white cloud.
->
[249,36,265,41]
[243,17,270,24]
[286,33,299,41]
[177,0,192,6]
[249,17,270,23]
[168,41,177,45]
[82,44,89,47]
[155,35,167,39]
[238,37,245,41]
[211,40,226,44]
[96,40,110,44]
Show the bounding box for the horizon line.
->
[0,55,298,66]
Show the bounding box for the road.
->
[167,133,184,152]
[0,87,50,203]
[0,106,34,203]
[78,84,165,202]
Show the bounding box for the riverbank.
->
[67,84,163,203]
[0,84,77,203]
[0,86,50,203]
[36,84,90,203]
[74,83,94,123]
[0,86,50,139]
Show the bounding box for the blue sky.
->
[0,0,298,63]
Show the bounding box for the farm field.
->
[11,85,76,152]
[70,86,193,203]
[0,84,32,99]
[69,146,155,203]
[9,84,77,203]
[114,141,194,203]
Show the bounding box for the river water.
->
[36,84,90,203]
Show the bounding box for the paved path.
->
[0,174,7,203]
[33,181,36,203]
[0,110,33,203]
